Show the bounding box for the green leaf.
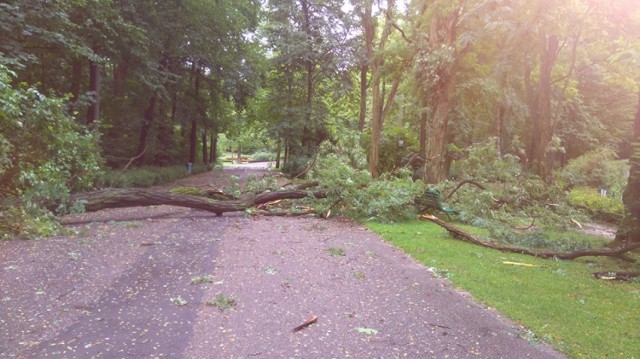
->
[356,327,378,335]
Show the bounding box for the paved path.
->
[0,169,565,358]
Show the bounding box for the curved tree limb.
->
[420,214,639,262]
[445,180,487,200]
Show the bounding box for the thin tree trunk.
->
[189,65,200,165]
[86,60,101,125]
[368,0,394,177]
[210,131,217,164]
[202,130,208,165]
[419,97,427,159]
[614,91,640,246]
[70,59,82,104]
[113,62,128,97]
[424,12,460,184]
[276,139,282,169]
[155,98,171,166]
[529,34,559,183]
[358,66,368,131]
[136,95,157,165]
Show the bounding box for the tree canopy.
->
[1,0,640,241]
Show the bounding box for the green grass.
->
[367,220,640,359]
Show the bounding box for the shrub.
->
[250,151,275,161]
[568,187,624,223]
[450,137,523,183]
[0,65,103,238]
[555,147,628,195]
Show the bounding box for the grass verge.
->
[100,164,207,188]
[367,220,640,358]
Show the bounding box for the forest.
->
[1,0,639,246]
[2,1,640,357]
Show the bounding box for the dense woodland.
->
[1,0,639,244]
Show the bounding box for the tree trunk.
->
[136,95,157,165]
[358,62,368,131]
[70,59,82,104]
[368,0,394,177]
[69,187,327,216]
[528,34,559,183]
[210,131,217,164]
[275,139,282,169]
[154,99,171,166]
[614,91,640,246]
[202,130,208,165]
[86,60,101,125]
[189,65,201,165]
[113,62,128,97]
[424,11,460,184]
[419,97,427,159]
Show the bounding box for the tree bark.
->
[136,95,156,166]
[210,131,217,164]
[69,187,327,216]
[424,11,460,184]
[358,62,368,131]
[202,130,208,165]
[86,60,101,125]
[614,91,640,246]
[189,65,201,165]
[528,34,559,182]
[275,139,282,169]
[368,0,394,177]
[421,215,639,262]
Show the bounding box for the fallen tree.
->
[68,184,326,216]
[420,214,640,262]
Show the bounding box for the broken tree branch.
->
[445,180,487,200]
[69,186,327,216]
[420,214,640,262]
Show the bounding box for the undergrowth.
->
[100,164,207,188]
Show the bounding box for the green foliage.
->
[487,226,607,252]
[568,187,624,223]
[190,274,214,284]
[100,165,206,188]
[362,124,419,174]
[326,247,346,257]
[310,136,424,222]
[450,138,522,182]
[250,151,276,161]
[368,220,640,359]
[555,148,628,195]
[0,65,103,239]
[206,293,236,310]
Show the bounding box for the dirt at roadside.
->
[0,168,565,358]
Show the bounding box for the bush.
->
[568,187,624,223]
[250,151,275,161]
[0,65,104,238]
[555,147,628,195]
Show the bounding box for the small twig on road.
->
[293,315,318,332]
